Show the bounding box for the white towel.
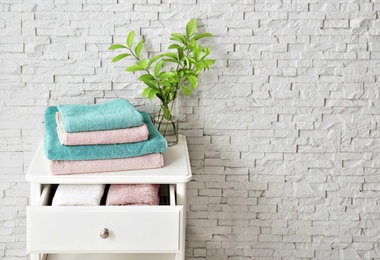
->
[52,184,106,206]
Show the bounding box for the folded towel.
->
[56,112,149,146]
[49,153,164,175]
[57,98,143,133]
[52,184,106,206]
[44,106,167,161]
[106,184,160,206]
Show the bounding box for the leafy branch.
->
[109,18,215,121]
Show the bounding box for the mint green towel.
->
[57,98,143,133]
[44,106,167,161]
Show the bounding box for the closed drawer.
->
[27,185,182,253]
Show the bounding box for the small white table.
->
[26,135,192,260]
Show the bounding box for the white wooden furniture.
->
[26,135,192,260]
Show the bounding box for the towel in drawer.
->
[52,184,106,206]
[106,184,160,206]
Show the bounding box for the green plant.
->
[109,18,214,142]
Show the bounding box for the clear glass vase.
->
[153,97,179,146]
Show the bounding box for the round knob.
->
[100,228,109,239]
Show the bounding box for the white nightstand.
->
[26,135,192,260]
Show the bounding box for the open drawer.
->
[26,184,182,254]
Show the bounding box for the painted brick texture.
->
[1,0,380,259]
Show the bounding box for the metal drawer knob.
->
[100,228,109,239]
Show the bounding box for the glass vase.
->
[153,97,179,146]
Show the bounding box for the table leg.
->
[175,183,186,260]
[30,253,40,260]
[29,183,42,260]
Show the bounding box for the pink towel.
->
[56,112,149,146]
[49,153,164,175]
[106,184,160,206]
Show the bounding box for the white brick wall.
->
[1,0,380,259]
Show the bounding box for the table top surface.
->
[26,135,192,184]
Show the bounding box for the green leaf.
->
[138,74,156,88]
[126,30,134,48]
[163,106,171,120]
[154,60,164,77]
[187,39,196,49]
[203,59,215,69]
[186,18,197,38]
[158,71,176,79]
[170,36,183,44]
[195,63,204,74]
[168,75,178,83]
[193,44,200,61]
[163,52,178,60]
[148,89,158,101]
[145,80,158,89]
[108,44,127,50]
[160,80,172,88]
[168,44,183,50]
[170,33,186,44]
[139,74,155,81]
[182,85,191,96]
[169,92,174,101]
[111,53,130,62]
[142,87,151,98]
[200,46,211,60]
[147,54,163,67]
[193,32,213,41]
[135,40,144,58]
[125,59,147,72]
[194,59,215,74]
[184,57,190,68]
[155,93,164,103]
[188,57,197,66]
[126,64,144,72]
[138,58,147,69]
[177,48,184,60]
[187,75,198,89]
[169,44,184,60]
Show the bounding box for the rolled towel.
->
[44,106,167,161]
[56,112,149,146]
[49,153,164,175]
[57,98,143,133]
[52,184,106,206]
[106,184,160,206]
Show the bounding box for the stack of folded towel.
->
[44,98,168,175]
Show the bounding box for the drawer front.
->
[27,206,182,253]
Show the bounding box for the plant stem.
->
[127,47,164,98]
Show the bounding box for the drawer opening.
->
[43,184,176,207]
[27,184,182,253]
